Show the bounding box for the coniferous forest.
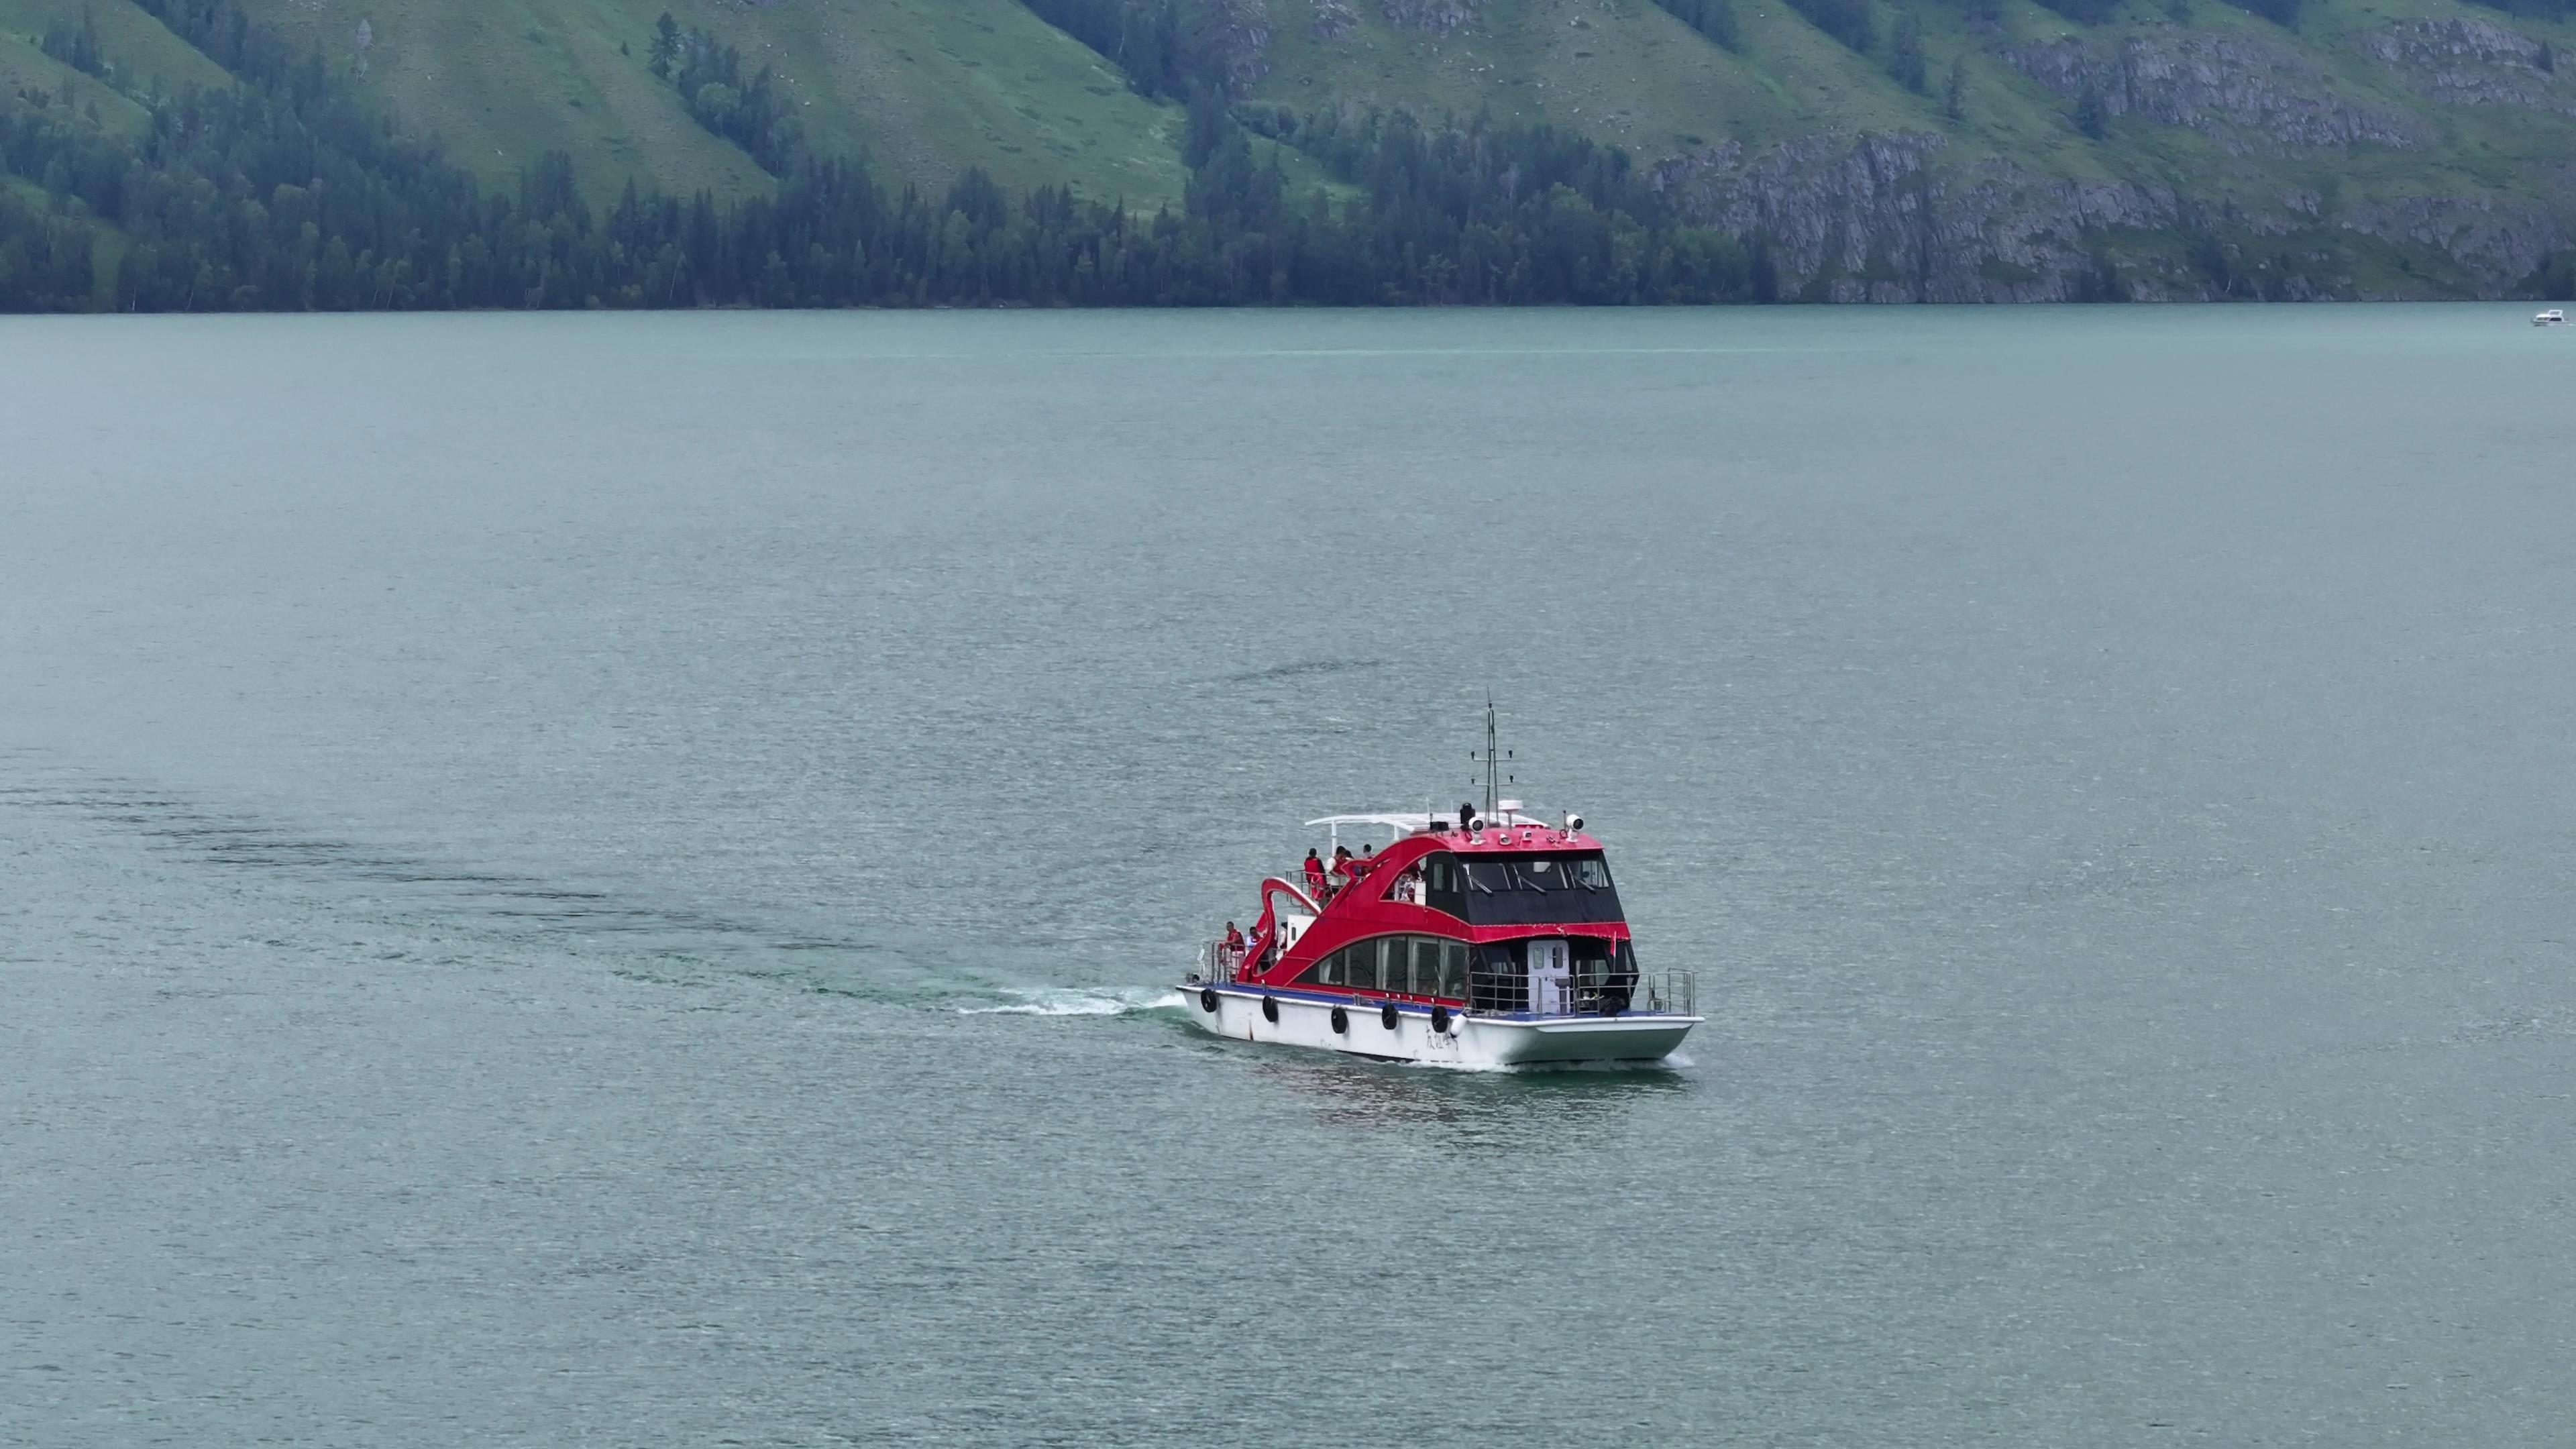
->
[0,1,1766,311]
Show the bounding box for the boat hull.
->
[1175,983,1696,1068]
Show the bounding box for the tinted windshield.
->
[1456,851,1623,925]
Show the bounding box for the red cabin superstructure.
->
[1224,808,1649,1020]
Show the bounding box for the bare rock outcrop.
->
[2008,32,2428,153]
[1310,0,1361,40]
[1380,0,1478,35]
[2356,17,2576,114]
[1653,133,2181,301]
[2335,191,2567,287]
[1201,0,1274,88]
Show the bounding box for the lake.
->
[5,305,2574,1444]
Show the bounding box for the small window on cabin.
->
[1440,939,1469,1000]
[1423,852,1466,917]
[1379,938,1406,994]
[1572,857,1612,891]
[1410,936,1441,996]
[1315,949,1342,987]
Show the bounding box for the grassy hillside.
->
[1256,0,1937,151]
[0,0,227,95]
[227,0,1191,205]
[1,0,1195,205]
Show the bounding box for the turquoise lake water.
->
[6,305,2575,1444]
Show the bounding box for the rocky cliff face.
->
[1654,133,2185,301]
[1203,0,1275,88]
[2357,17,2576,115]
[2006,31,2427,152]
[1638,14,2576,301]
[1651,126,2568,301]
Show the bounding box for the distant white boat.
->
[2536,309,2567,326]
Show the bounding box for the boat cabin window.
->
[1295,934,1471,999]
[1452,851,1623,925]
[1420,852,1466,917]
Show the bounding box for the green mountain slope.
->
[5,0,2575,299]
[224,0,1189,205]
[2,0,1193,204]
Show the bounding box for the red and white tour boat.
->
[1180,712,1699,1067]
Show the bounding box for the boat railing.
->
[1191,941,1247,985]
[1464,967,1696,1019]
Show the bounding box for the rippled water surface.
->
[7,307,2576,1445]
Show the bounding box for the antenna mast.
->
[1469,697,1513,821]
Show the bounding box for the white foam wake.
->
[955,987,1182,1018]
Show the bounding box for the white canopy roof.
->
[1304,812,1436,836]
[1304,807,1554,837]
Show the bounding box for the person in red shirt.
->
[1303,847,1330,901]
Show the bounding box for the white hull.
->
[1176,983,1697,1068]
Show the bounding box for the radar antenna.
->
[1469,696,1513,822]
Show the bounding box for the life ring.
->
[1381,1002,1399,1031]
[1430,1004,1451,1033]
[1261,996,1279,1024]
[1330,1006,1348,1034]
[1199,987,1218,1014]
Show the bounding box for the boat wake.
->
[954,987,1183,1018]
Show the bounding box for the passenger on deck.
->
[1303,848,1329,901]
[1223,920,1244,961]
[1351,844,1377,878]
[1329,845,1354,891]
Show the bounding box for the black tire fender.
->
[1261,996,1279,1024]
[1430,1004,1452,1034]
[1381,1002,1399,1031]
[1330,1006,1348,1034]
[1199,987,1219,1014]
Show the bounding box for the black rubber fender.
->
[1330,1006,1348,1034]
[1199,987,1218,1014]
[1430,1004,1452,1034]
[1261,996,1279,1024]
[1381,1002,1399,1031]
